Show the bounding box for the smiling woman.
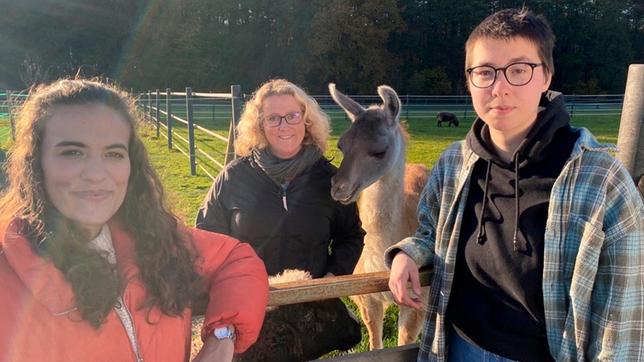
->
[0,79,268,362]
[41,104,131,238]
[196,79,365,280]
[195,78,365,358]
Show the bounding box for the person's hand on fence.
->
[389,251,423,310]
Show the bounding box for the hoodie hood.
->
[465,91,574,252]
[466,91,570,168]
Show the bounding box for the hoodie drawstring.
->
[476,160,492,244]
[475,156,528,253]
[513,152,527,252]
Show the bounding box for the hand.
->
[388,252,422,310]
[192,336,235,362]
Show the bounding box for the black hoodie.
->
[447,91,579,361]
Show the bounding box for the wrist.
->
[212,325,236,341]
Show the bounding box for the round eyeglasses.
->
[262,111,303,127]
[467,62,544,88]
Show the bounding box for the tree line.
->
[0,0,641,95]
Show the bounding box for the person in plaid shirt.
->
[386,8,644,362]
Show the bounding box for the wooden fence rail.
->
[269,269,432,307]
[139,85,242,179]
[267,269,432,362]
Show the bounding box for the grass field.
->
[0,113,621,358]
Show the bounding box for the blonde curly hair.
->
[235,79,330,156]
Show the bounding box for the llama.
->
[236,270,362,362]
[436,111,459,127]
[328,84,428,350]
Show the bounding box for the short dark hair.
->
[465,8,555,77]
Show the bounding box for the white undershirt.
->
[89,225,143,362]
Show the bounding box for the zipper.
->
[281,182,289,211]
[115,297,144,362]
[282,189,288,211]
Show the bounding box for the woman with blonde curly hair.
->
[196,79,364,278]
[0,78,268,362]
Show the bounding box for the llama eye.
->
[369,150,387,159]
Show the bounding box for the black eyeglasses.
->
[262,111,303,127]
[467,62,544,88]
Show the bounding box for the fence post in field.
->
[6,91,15,140]
[405,94,410,120]
[186,87,196,176]
[147,91,152,120]
[463,95,469,123]
[616,64,644,182]
[166,88,173,149]
[225,85,242,165]
[155,89,160,138]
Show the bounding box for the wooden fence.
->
[268,269,433,361]
[139,86,243,179]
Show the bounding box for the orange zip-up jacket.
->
[0,220,268,362]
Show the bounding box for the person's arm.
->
[584,164,644,360]
[326,201,365,276]
[190,228,269,354]
[192,338,234,362]
[386,165,442,309]
[195,172,232,234]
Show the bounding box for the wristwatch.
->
[213,325,235,340]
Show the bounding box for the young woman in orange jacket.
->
[0,79,269,362]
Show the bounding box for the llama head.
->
[329,83,404,204]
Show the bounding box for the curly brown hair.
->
[0,79,203,328]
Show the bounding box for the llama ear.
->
[377,85,401,125]
[329,83,364,122]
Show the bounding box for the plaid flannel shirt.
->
[385,127,644,361]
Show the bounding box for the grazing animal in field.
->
[328,83,428,350]
[236,270,361,362]
[436,111,459,127]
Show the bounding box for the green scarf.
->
[252,145,322,184]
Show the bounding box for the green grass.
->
[0,119,13,146]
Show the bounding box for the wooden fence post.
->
[462,95,467,123]
[6,91,15,140]
[186,87,196,176]
[155,89,160,138]
[166,88,173,149]
[225,85,242,165]
[616,64,644,182]
[147,90,152,119]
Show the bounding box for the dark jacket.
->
[196,156,365,278]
